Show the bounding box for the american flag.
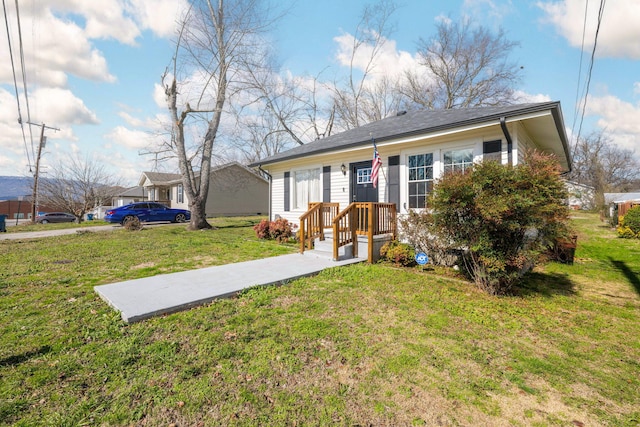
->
[371,146,382,188]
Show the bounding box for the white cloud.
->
[105,126,156,151]
[538,0,640,59]
[513,90,552,103]
[128,0,189,38]
[0,6,115,86]
[585,93,640,152]
[462,0,515,26]
[30,87,99,126]
[333,32,420,81]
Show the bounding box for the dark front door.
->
[350,160,379,203]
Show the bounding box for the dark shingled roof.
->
[140,171,182,185]
[249,102,569,167]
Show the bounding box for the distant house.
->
[605,192,640,219]
[111,186,147,207]
[139,162,268,217]
[138,172,181,206]
[565,180,595,210]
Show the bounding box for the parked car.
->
[35,212,77,224]
[104,202,191,225]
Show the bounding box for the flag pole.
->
[370,133,387,183]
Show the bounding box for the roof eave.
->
[250,102,565,168]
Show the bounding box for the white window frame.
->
[357,167,373,184]
[407,152,434,209]
[442,147,475,174]
[292,166,321,210]
[177,184,184,204]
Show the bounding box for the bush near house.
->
[379,241,415,267]
[253,217,296,243]
[617,206,640,238]
[421,151,572,295]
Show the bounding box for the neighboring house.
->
[249,102,572,227]
[139,162,269,217]
[138,172,181,206]
[565,180,595,210]
[605,192,640,219]
[112,186,146,207]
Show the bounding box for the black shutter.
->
[483,140,502,162]
[388,155,400,208]
[323,166,331,202]
[284,171,290,212]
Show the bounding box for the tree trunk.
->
[188,196,212,230]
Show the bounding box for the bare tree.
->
[403,17,522,110]
[39,155,123,223]
[568,131,640,209]
[162,0,278,230]
[331,0,400,130]
[237,0,400,149]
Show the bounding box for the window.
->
[443,148,474,174]
[293,168,320,210]
[408,153,433,209]
[357,167,373,184]
[177,184,184,203]
[483,140,502,162]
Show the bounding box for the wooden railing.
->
[332,202,397,262]
[299,203,340,253]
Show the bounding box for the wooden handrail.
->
[299,203,339,253]
[332,202,396,262]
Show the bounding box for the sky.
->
[1,0,639,187]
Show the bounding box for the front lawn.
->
[0,214,638,426]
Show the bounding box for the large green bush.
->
[617,206,640,239]
[423,151,572,295]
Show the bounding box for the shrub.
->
[253,218,296,243]
[123,216,143,231]
[253,219,271,239]
[617,207,640,239]
[269,217,295,243]
[379,241,415,267]
[399,210,461,267]
[424,150,572,295]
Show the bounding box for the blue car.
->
[105,202,191,225]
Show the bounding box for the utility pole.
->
[28,122,59,222]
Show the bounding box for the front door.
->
[350,160,379,203]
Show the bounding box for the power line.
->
[571,0,590,142]
[574,0,607,148]
[13,0,36,160]
[2,0,32,171]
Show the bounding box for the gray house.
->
[139,162,268,217]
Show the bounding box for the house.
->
[139,162,269,217]
[605,192,640,220]
[249,102,572,261]
[565,180,595,210]
[138,172,181,206]
[112,186,146,207]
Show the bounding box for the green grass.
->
[1,213,639,426]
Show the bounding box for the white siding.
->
[266,124,515,221]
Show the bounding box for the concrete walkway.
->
[95,250,364,323]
